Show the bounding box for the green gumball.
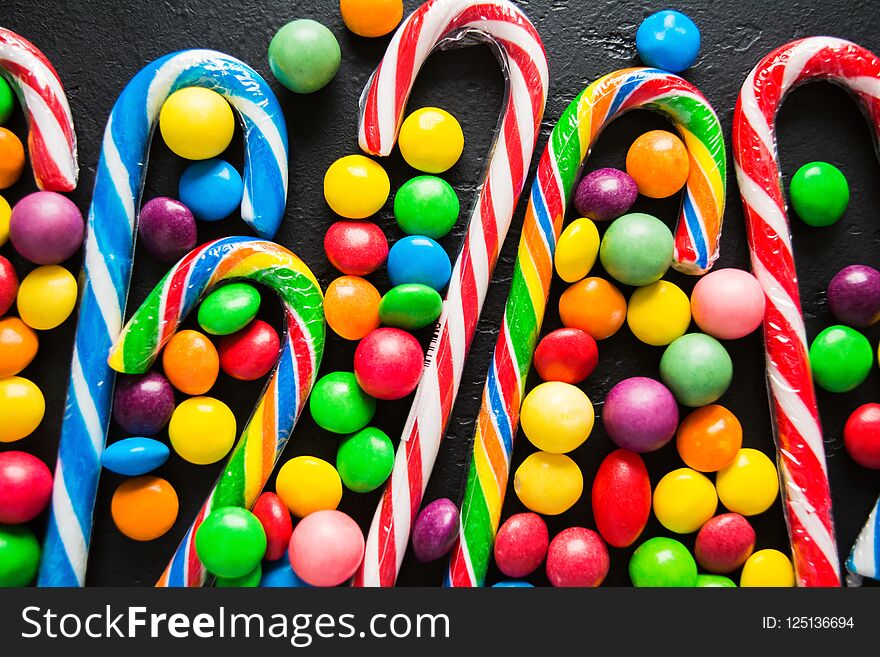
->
[216,563,262,588]
[268,20,341,94]
[629,537,697,587]
[660,333,732,407]
[695,574,737,587]
[198,282,261,335]
[195,507,267,579]
[0,524,40,587]
[599,213,673,286]
[790,162,849,227]
[0,77,14,125]
[337,427,394,493]
[309,371,376,434]
[809,325,872,393]
[393,176,460,239]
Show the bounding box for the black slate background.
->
[2,0,879,587]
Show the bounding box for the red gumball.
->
[252,491,293,561]
[217,320,281,381]
[694,513,755,574]
[0,451,53,524]
[533,328,598,384]
[354,327,423,400]
[546,527,609,587]
[493,512,549,578]
[844,403,880,470]
[0,254,18,316]
[324,221,389,276]
[591,449,651,548]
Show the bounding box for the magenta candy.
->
[591,449,651,548]
[603,377,679,452]
[827,264,880,327]
[288,509,365,587]
[137,197,198,263]
[546,527,609,587]
[0,255,17,316]
[324,220,389,276]
[493,512,549,578]
[112,371,176,435]
[252,491,293,561]
[573,167,638,222]
[9,191,84,265]
[0,451,53,524]
[412,498,460,562]
[695,512,755,574]
[354,327,423,400]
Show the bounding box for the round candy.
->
[412,498,460,562]
[0,376,45,443]
[268,19,341,93]
[0,524,40,587]
[625,131,689,198]
[378,283,443,331]
[0,451,52,523]
[0,127,25,189]
[790,161,849,227]
[324,220,388,276]
[493,512,549,578]
[740,549,795,587]
[309,371,376,434]
[398,107,464,173]
[9,191,84,265]
[827,264,880,327]
[0,77,13,125]
[340,0,403,37]
[629,537,697,587]
[591,449,651,549]
[217,319,280,381]
[514,451,583,516]
[715,448,779,516]
[809,325,872,393]
[554,217,600,283]
[492,580,533,588]
[0,254,17,315]
[137,197,197,263]
[178,159,244,222]
[394,175,459,239]
[101,437,170,476]
[112,372,175,436]
[676,404,742,472]
[197,282,261,336]
[0,196,11,247]
[16,264,77,330]
[252,492,293,561]
[387,235,452,291]
[533,328,598,384]
[660,333,732,407]
[694,512,755,574]
[0,316,39,378]
[635,10,701,73]
[844,403,880,469]
[168,397,237,465]
[159,87,234,160]
[324,154,389,219]
[276,455,342,518]
[691,268,765,340]
[260,559,312,588]
[599,212,674,285]
[324,276,381,341]
[573,167,638,222]
[354,327,423,400]
[558,276,627,340]
[546,527,609,587]
[162,329,219,395]
[110,475,179,541]
[603,377,678,453]
[627,280,691,346]
[653,468,717,534]
[289,510,364,587]
[336,426,394,493]
[216,564,262,588]
[520,381,594,453]
[696,574,736,588]
[195,506,266,578]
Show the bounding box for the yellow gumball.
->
[514,451,583,515]
[652,467,717,534]
[0,376,45,442]
[627,281,691,346]
[398,107,464,173]
[323,154,390,219]
[168,396,236,465]
[159,87,235,160]
[17,265,78,330]
[520,381,594,453]
[716,448,779,516]
[276,455,342,518]
[740,549,795,587]
[554,217,600,283]
[0,194,10,246]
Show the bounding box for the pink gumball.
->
[288,510,364,587]
[546,527,609,587]
[354,327,423,400]
[493,512,549,578]
[691,268,765,340]
[694,513,755,574]
[0,451,53,524]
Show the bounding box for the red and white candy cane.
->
[734,36,880,586]
[353,0,548,587]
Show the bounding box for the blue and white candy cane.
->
[38,50,288,587]
[846,495,880,586]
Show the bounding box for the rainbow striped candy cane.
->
[39,51,288,587]
[0,27,77,191]
[734,37,880,587]
[102,237,324,588]
[353,0,548,587]
[446,68,726,587]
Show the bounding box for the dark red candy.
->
[252,491,293,561]
[217,319,281,381]
[844,403,880,469]
[694,512,755,574]
[112,371,175,435]
[493,512,549,578]
[533,328,598,384]
[546,527,609,587]
[324,220,388,276]
[591,449,651,548]
[0,254,17,316]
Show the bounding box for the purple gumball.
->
[827,265,880,327]
[573,168,638,222]
[112,372,175,435]
[138,197,198,263]
[602,376,679,453]
[411,497,460,562]
[9,191,84,265]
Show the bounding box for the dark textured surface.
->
[2,0,879,587]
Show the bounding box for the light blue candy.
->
[101,437,170,476]
[260,559,312,587]
[179,158,244,222]
[387,235,452,291]
[635,10,700,73]
[492,580,534,588]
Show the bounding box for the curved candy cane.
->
[0,27,77,191]
[39,50,288,587]
[733,36,880,587]
[447,68,726,587]
[353,0,548,587]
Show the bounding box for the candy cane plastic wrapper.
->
[38,51,288,587]
[0,27,77,191]
[733,36,880,587]
[353,0,548,587]
[447,68,726,587]
[847,495,880,585]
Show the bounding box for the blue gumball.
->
[387,235,452,291]
[492,580,534,588]
[259,559,312,588]
[635,10,700,73]
[178,158,244,222]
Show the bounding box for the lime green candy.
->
[216,563,262,587]
[809,325,872,393]
[378,284,443,330]
[599,213,673,286]
[0,77,14,125]
[268,19,341,94]
[198,282,261,335]
[0,524,41,587]
[629,537,697,587]
[696,574,737,587]
[337,427,395,493]
[195,507,267,578]
[393,176,460,239]
[660,333,732,407]
[790,162,849,227]
[309,371,376,434]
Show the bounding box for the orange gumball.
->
[676,404,743,472]
[162,329,219,395]
[110,476,179,541]
[325,275,381,340]
[625,130,689,199]
[559,277,627,340]
[0,128,26,189]
[0,316,39,378]
[340,0,403,37]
